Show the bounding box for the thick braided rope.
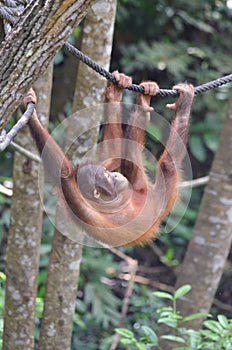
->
[64,42,232,97]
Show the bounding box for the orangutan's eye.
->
[93,189,100,199]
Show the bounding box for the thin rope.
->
[64,42,232,97]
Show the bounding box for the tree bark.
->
[3,65,53,350]
[159,92,232,350]
[0,17,4,41]
[38,1,117,349]
[175,95,232,327]
[0,0,92,129]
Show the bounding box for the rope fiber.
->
[1,2,232,97]
[64,42,232,97]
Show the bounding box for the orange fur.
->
[25,75,194,247]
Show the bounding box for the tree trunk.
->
[0,0,92,129]
[38,1,117,349]
[159,92,232,350]
[0,16,4,41]
[175,95,232,327]
[3,65,53,350]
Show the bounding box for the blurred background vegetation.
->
[1,0,232,348]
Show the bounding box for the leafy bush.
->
[116,285,232,349]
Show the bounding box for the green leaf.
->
[204,132,218,152]
[0,273,6,281]
[184,329,202,348]
[146,123,162,141]
[73,313,86,329]
[158,317,177,328]
[120,338,134,345]
[141,326,158,344]
[40,244,51,255]
[201,329,220,341]
[182,313,208,322]
[217,314,229,328]
[201,341,217,349]
[161,335,186,343]
[178,10,214,34]
[115,328,134,339]
[203,320,223,334]
[158,310,173,318]
[136,342,147,350]
[174,285,192,300]
[157,306,173,314]
[153,291,173,300]
[189,135,207,162]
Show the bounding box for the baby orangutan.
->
[23,72,194,246]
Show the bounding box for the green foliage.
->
[116,327,154,349]
[116,0,231,178]
[121,40,195,81]
[78,249,122,327]
[84,282,121,328]
[71,249,123,348]
[0,274,5,349]
[71,253,161,349]
[189,135,207,162]
[112,0,232,270]
[129,287,160,326]
[1,1,232,349]
[116,285,232,350]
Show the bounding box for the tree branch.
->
[10,141,41,163]
[0,102,34,151]
[109,248,138,350]
[179,176,209,188]
[0,0,92,130]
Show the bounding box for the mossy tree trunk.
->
[0,0,92,129]
[3,65,53,350]
[175,95,232,327]
[159,94,232,349]
[37,1,117,349]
